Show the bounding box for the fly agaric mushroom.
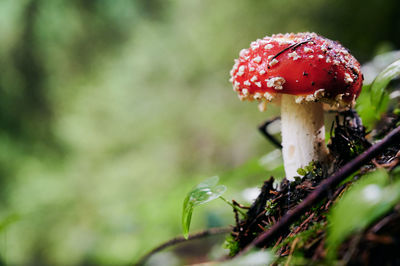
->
[229,32,362,180]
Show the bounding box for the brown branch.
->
[238,125,400,255]
[134,226,231,265]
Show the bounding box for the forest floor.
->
[228,109,400,265]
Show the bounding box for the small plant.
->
[182,176,248,239]
[182,176,227,239]
[223,235,240,257]
[265,199,277,216]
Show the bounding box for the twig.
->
[340,233,362,266]
[232,199,250,209]
[285,237,299,266]
[271,39,311,61]
[220,196,247,218]
[238,125,400,255]
[258,117,282,149]
[134,227,231,265]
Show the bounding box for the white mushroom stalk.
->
[280,94,327,180]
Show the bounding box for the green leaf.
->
[327,169,400,258]
[182,176,227,239]
[357,59,400,128]
[356,84,375,128]
[370,59,400,111]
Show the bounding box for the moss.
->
[224,235,240,257]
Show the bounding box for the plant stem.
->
[135,227,231,266]
[219,196,247,218]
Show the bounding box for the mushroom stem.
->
[280,94,328,180]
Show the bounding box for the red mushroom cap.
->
[229,32,362,109]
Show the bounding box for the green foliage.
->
[182,176,227,239]
[370,59,400,111]
[327,169,400,257]
[356,84,375,128]
[357,59,400,128]
[297,161,315,176]
[297,167,307,176]
[223,235,240,256]
[265,199,277,216]
[273,222,325,252]
[296,161,323,179]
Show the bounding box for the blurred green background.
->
[0,0,399,265]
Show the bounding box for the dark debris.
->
[229,109,400,264]
[231,162,328,253]
[328,109,371,168]
[338,205,400,266]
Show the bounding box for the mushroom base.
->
[281,94,327,181]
